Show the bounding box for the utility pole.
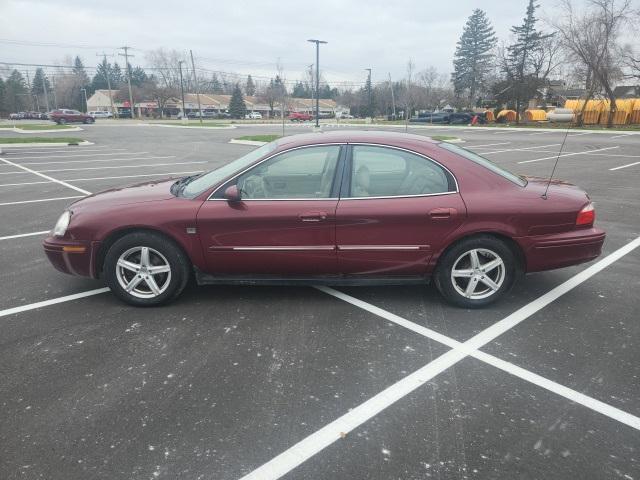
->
[178,60,186,122]
[365,68,372,119]
[97,52,117,118]
[51,75,58,109]
[118,46,135,119]
[189,50,203,124]
[80,88,88,113]
[307,39,327,129]
[388,73,396,120]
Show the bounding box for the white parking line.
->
[480,144,561,155]
[518,146,619,164]
[568,132,592,137]
[319,287,640,430]
[0,156,90,195]
[240,236,640,480]
[610,134,633,140]
[2,147,124,155]
[528,131,550,136]
[0,288,110,319]
[0,230,49,241]
[9,151,149,160]
[17,155,176,166]
[609,161,640,171]
[0,170,203,188]
[0,195,83,206]
[0,161,206,176]
[463,142,510,148]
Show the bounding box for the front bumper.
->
[43,236,101,278]
[518,227,606,272]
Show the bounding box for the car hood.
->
[69,178,179,210]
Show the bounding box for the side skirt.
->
[194,269,430,287]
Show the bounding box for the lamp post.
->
[178,60,186,122]
[307,39,327,128]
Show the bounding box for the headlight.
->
[52,210,71,237]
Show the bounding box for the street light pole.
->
[178,60,186,121]
[307,39,327,128]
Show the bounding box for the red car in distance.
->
[49,109,95,124]
[289,112,313,121]
[43,131,605,307]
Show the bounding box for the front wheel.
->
[103,232,191,306]
[434,236,517,308]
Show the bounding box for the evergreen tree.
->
[71,56,90,110]
[72,56,90,85]
[111,62,123,88]
[31,68,51,95]
[292,81,310,98]
[228,83,247,118]
[129,66,148,87]
[504,0,552,121]
[245,75,256,96]
[92,58,111,91]
[5,69,28,112]
[0,77,7,116]
[452,9,496,105]
[361,75,374,117]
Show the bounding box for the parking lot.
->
[1,123,639,479]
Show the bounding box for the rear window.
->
[439,142,527,187]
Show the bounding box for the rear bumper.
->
[518,227,606,272]
[43,236,101,278]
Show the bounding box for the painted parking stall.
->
[0,123,638,480]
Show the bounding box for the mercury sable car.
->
[43,131,605,307]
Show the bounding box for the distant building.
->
[86,90,339,118]
[612,85,640,99]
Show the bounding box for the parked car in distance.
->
[289,112,313,121]
[9,112,25,120]
[89,110,113,118]
[339,113,355,119]
[245,111,263,119]
[44,131,605,308]
[410,112,450,124]
[49,109,95,124]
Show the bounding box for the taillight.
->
[576,203,595,226]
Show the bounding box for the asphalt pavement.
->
[0,121,638,479]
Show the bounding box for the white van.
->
[88,111,113,118]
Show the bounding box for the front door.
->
[336,145,466,276]
[196,144,344,275]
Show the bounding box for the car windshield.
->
[180,140,281,197]
[438,142,527,187]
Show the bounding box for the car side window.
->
[349,145,453,198]
[236,145,341,199]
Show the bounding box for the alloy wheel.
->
[115,246,172,299]
[451,248,505,300]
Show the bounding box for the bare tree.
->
[145,48,186,90]
[551,0,633,127]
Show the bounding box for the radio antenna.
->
[542,118,572,200]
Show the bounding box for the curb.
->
[143,123,236,130]
[0,140,94,153]
[12,126,84,134]
[229,139,267,146]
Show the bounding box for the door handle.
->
[429,208,457,219]
[299,211,328,222]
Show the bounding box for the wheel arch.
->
[95,226,192,278]
[435,231,526,275]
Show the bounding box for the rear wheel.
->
[104,232,190,306]
[58,118,67,124]
[435,236,516,308]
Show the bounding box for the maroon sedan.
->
[44,131,605,307]
[49,109,95,124]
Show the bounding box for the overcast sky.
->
[0,0,596,86]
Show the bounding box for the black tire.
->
[103,231,191,307]
[434,235,517,308]
[84,117,94,124]
[58,118,66,125]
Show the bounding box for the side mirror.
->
[224,185,241,202]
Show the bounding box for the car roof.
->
[275,130,441,152]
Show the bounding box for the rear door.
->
[336,145,466,276]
